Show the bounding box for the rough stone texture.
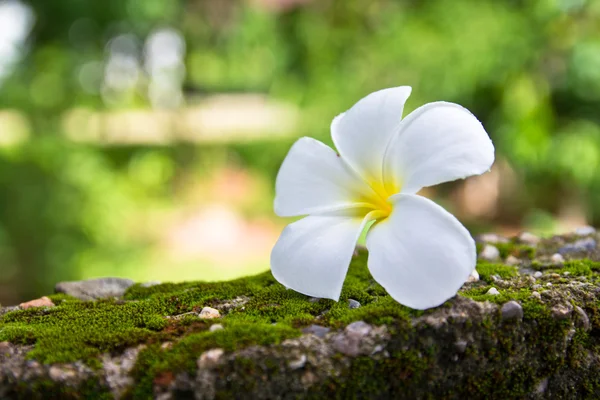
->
[4,230,600,398]
[55,277,135,301]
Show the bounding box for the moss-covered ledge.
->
[2,230,600,399]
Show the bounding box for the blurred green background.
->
[1,0,600,305]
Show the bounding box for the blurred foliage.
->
[2,0,600,302]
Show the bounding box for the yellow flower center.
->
[360,177,400,220]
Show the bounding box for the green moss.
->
[127,321,298,399]
[495,242,536,260]
[460,285,554,320]
[475,262,519,281]
[0,270,285,364]
[548,259,600,277]
[0,250,416,366]
[3,247,600,398]
[10,378,112,400]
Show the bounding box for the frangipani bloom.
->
[271,87,495,310]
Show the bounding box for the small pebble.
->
[532,284,542,290]
[199,307,221,319]
[302,324,330,338]
[530,291,541,300]
[477,233,509,244]
[551,253,565,264]
[563,271,571,276]
[55,277,134,301]
[348,299,361,309]
[209,324,224,332]
[308,297,321,303]
[546,282,553,287]
[19,296,55,309]
[558,238,597,254]
[501,301,524,321]
[197,348,225,369]
[479,245,500,261]
[345,321,372,336]
[486,287,500,296]
[466,269,479,283]
[288,354,307,370]
[575,226,596,236]
[332,321,373,356]
[141,281,161,288]
[505,255,520,266]
[533,271,543,279]
[454,340,468,353]
[519,232,540,246]
[535,378,549,394]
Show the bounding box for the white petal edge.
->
[366,194,475,310]
[274,137,375,217]
[382,102,495,195]
[271,211,376,300]
[331,86,412,185]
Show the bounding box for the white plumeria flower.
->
[270,87,495,310]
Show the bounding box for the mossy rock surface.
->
[2,230,600,399]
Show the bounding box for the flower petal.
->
[383,102,495,194]
[331,87,412,184]
[274,137,373,217]
[366,194,475,309]
[271,211,373,300]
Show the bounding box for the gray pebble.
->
[348,299,361,309]
[345,321,372,336]
[209,324,224,332]
[55,278,135,301]
[477,233,509,244]
[550,253,565,264]
[501,301,523,321]
[575,226,596,236]
[505,255,520,266]
[454,340,468,353]
[479,245,500,261]
[533,271,543,279]
[141,281,161,288]
[558,238,597,254]
[288,354,307,370]
[535,378,549,394]
[467,269,479,283]
[332,321,373,356]
[301,324,330,338]
[199,307,221,319]
[519,232,540,246]
[486,287,500,296]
